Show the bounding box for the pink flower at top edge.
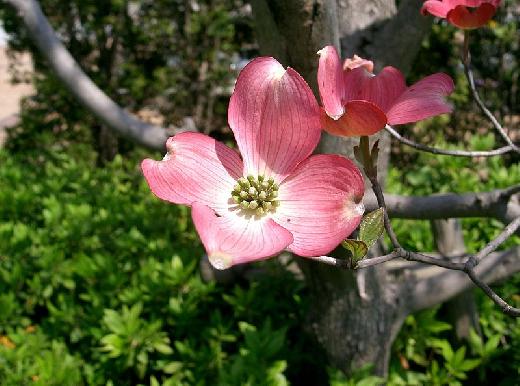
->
[421,0,501,29]
[141,57,365,270]
[317,45,455,137]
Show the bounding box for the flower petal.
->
[343,67,372,103]
[141,132,243,214]
[421,0,451,17]
[228,57,321,182]
[421,1,500,25]
[343,54,374,73]
[360,67,407,113]
[191,203,293,269]
[386,73,454,125]
[272,154,365,257]
[318,45,346,119]
[343,66,407,112]
[320,101,387,137]
[447,3,497,29]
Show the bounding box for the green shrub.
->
[0,146,324,385]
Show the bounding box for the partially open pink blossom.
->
[317,45,454,137]
[343,55,374,73]
[142,57,365,269]
[421,0,501,29]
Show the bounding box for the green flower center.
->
[231,175,280,216]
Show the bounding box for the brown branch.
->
[385,125,514,157]
[363,186,520,226]
[357,138,520,317]
[351,230,520,316]
[410,246,520,312]
[462,33,520,154]
[4,0,178,150]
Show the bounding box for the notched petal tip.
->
[326,109,345,121]
[317,45,337,56]
[345,198,365,220]
[208,252,234,270]
[343,54,374,73]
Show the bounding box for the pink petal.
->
[141,132,243,214]
[421,0,451,17]
[386,73,454,125]
[343,67,372,103]
[359,67,407,113]
[320,101,387,137]
[191,203,293,269]
[272,154,365,257]
[343,66,407,112]
[318,46,346,119]
[421,1,500,20]
[447,3,497,29]
[343,54,374,73]
[228,57,321,182]
[447,0,498,8]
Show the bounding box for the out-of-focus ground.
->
[0,43,34,146]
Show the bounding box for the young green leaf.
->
[359,208,385,249]
[342,239,368,264]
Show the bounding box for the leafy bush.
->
[1,130,519,385]
[0,145,325,385]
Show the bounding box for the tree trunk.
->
[251,0,432,376]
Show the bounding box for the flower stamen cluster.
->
[232,175,279,216]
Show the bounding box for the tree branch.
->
[4,0,172,150]
[363,186,520,228]
[357,139,520,316]
[385,125,514,157]
[410,246,520,313]
[462,34,520,154]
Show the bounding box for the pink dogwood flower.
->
[142,57,365,269]
[317,45,455,137]
[421,0,501,29]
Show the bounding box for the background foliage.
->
[0,0,519,384]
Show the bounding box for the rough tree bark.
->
[250,0,439,376]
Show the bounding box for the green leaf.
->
[359,208,385,249]
[154,342,173,355]
[342,239,368,263]
[459,358,481,371]
[483,334,501,355]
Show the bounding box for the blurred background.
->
[0,0,519,385]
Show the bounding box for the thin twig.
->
[305,255,351,268]
[400,250,466,270]
[356,250,400,268]
[462,40,520,154]
[475,217,520,262]
[466,269,520,317]
[359,136,402,249]
[355,138,520,317]
[385,125,513,157]
[368,174,402,249]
